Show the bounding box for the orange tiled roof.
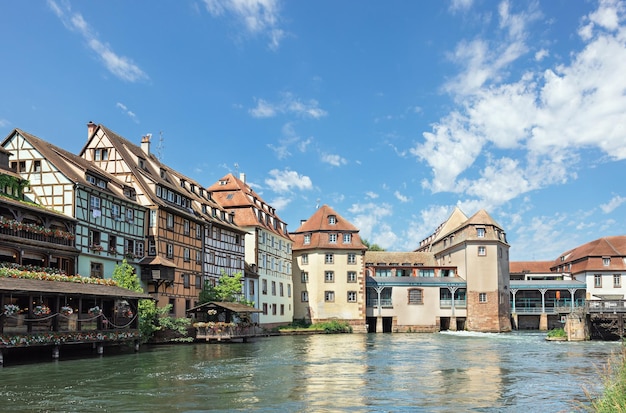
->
[509,261,554,274]
[291,204,366,251]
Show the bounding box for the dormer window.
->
[86,174,96,185]
[603,257,611,266]
[94,148,108,161]
[180,179,186,188]
[477,228,485,238]
[160,168,167,179]
[219,180,227,186]
[138,158,146,170]
[304,234,311,245]
[328,215,336,225]
[190,184,195,193]
[199,188,204,197]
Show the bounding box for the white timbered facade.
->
[1,129,146,280]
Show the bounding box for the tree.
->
[199,272,252,305]
[362,238,385,251]
[112,259,189,343]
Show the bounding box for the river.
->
[0,331,621,412]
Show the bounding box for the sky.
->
[1,0,626,262]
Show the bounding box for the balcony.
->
[439,299,467,309]
[366,298,393,308]
[0,226,75,247]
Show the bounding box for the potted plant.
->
[88,306,101,316]
[33,305,51,316]
[3,303,20,316]
[60,306,74,316]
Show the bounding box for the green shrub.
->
[588,346,626,412]
[312,320,353,333]
[547,328,567,338]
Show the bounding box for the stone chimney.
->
[87,121,97,139]
[141,134,152,155]
[239,172,246,183]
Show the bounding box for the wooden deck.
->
[193,324,262,342]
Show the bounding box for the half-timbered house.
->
[208,173,293,327]
[80,122,246,317]
[1,129,146,279]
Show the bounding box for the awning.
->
[0,277,152,299]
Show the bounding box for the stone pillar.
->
[376,316,383,333]
[511,313,518,330]
[52,345,60,359]
[449,316,457,331]
[539,313,548,331]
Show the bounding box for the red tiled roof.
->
[551,236,626,273]
[291,205,366,251]
[509,261,554,274]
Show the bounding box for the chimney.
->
[87,121,96,139]
[239,172,246,183]
[300,219,307,226]
[141,134,152,155]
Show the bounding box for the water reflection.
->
[0,332,621,412]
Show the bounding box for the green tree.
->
[199,272,252,306]
[112,259,189,343]
[362,238,385,251]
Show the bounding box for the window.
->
[279,282,284,297]
[90,262,103,278]
[125,239,135,256]
[90,195,101,211]
[271,281,276,296]
[408,289,423,305]
[89,230,101,247]
[262,279,268,295]
[479,292,487,303]
[280,304,284,316]
[108,235,117,254]
[328,215,336,225]
[287,284,291,298]
[195,275,202,289]
[348,253,356,264]
[111,204,121,219]
[343,233,352,244]
[477,228,485,238]
[183,220,190,235]
[196,224,202,239]
[150,210,157,228]
[325,271,334,283]
[301,291,308,302]
[347,291,357,303]
[614,274,621,288]
[301,254,309,265]
[329,233,337,243]
[419,269,435,277]
[126,208,134,222]
[478,246,487,256]
[347,271,357,283]
[184,248,190,262]
[262,303,268,315]
[301,272,309,283]
[272,304,277,315]
[167,213,174,229]
[196,250,202,264]
[325,291,335,302]
[304,234,311,245]
[183,274,190,288]
[594,274,602,288]
[603,257,611,266]
[249,280,255,296]
[325,253,334,264]
[148,237,156,255]
[166,243,173,258]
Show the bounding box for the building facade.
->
[208,173,293,327]
[2,129,145,279]
[291,205,367,331]
[79,123,246,317]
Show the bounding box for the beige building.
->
[291,205,367,332]
[367,207,511,333]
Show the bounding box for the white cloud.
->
[449,0,473,14]
[267,123,314,159]
[47,0,148,82]
[321,153,347,167]
[394,191,410,203]
[534,48,549,61]
[600,195,626,213]
[116,102,138,122]
[268,195,292,211]
[412,0,626,213]
[203,0,285,50]
[365,191,379,199]
[249,92,327,119]
[265,169,313,193]
[348,202,398,249]
[402,205,454,250]
[0,119,9,128]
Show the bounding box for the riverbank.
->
[589,344,626,411]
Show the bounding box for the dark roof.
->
[0,277,152,299]
[187,301,262,313]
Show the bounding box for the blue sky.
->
[1,0,625,261]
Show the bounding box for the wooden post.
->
[52,345,60,359]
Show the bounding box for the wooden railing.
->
[0,227,74,247]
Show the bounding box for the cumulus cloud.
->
[321,153,347,167]
[267,123,314,159]
[348,202,398,249]
[47,0,148,82]
[265,169,313,193]
[203,0,285,50]
[412,0,626,211]
[600,195,626,213]
[249,92,327,119]
[394,191,410,203]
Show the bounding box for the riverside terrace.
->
[0,274,151,365]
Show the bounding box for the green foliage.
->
[112,260,190,343]
[314,320,353,333]
[199,272,252,305]
[547,328,567,338]
[362,238,385,251]
[587,346,626,412]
